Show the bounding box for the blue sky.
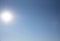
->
[0,0,60,41]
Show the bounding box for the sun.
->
[1,10,13,24]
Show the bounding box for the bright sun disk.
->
[1,10,13,24]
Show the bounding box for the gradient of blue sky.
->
[0,0,60,41]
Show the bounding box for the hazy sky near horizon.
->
[0,0,60,41]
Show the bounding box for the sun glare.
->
[1,10,13,24]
